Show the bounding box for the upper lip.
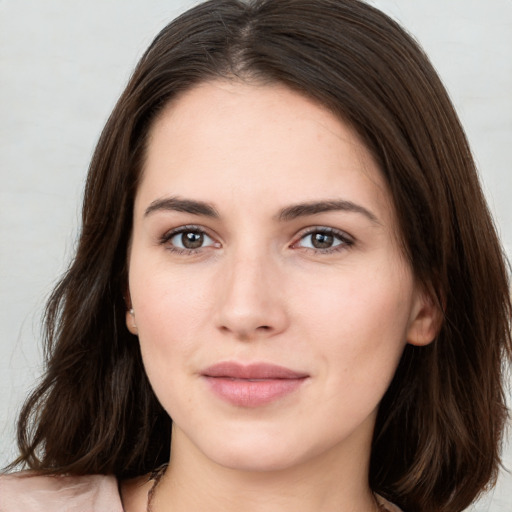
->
[202,362,309,380]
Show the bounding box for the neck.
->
[151,424,378,512]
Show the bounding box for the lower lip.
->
[204,377,306,407]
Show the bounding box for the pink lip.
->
[202,362,309,407]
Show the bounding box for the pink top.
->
[0,472,403,512]
[0,473,123,512]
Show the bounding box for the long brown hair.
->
[11,1,511,511]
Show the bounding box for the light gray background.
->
[1,1,511,510]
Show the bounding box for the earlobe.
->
[124,287,138,335]
[407,289,443,347]
[126,308,138,335]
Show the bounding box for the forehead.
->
[147,80,371,162]
[137,80,394,228]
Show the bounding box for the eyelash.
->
[159,225,217,255]
[293,227,354,254]
[159,225,354,255]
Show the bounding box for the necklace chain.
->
[145,464,389,512]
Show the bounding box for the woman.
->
[1,1,510,511]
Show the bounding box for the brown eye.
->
[181,231,204,249]
[311,232,334,249]
[166,228,216,251]
[295,228,352,252]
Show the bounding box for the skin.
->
[122,80,439,512]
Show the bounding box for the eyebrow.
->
[145,197,220,218]
[277,200,380,224]
[144,196,379,224]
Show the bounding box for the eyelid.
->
[158,224,353,255]
[160,224,221,252]
[291,226,355,252]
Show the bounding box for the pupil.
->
[182,231,203,249]
[312,233,333,249]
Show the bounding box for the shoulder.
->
[0,472,123,512]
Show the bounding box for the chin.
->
[211,445,306,473]
[189,426,333,474]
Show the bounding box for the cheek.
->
[131,254,211,329]
[295,260,412,334]
[291,262,413,381]
[128,261,212,381]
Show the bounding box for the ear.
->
[124,289,138,335]
[126,307,138,335]
[406,287,443,347]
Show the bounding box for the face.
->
[127,80,437,474]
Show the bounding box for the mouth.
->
[201,362,309,407]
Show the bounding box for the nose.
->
[213,249,289,341]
